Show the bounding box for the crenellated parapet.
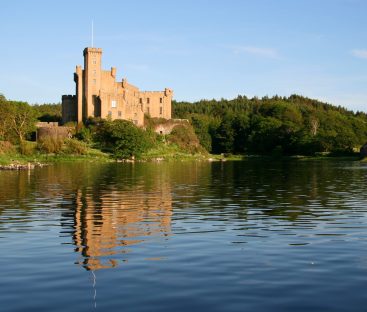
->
[62,95,76,100]
[83,47,102,56]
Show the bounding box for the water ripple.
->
[1,160,367,311]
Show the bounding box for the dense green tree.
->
[94,119,153,159]
[212,114,236,153]
[232,114,250,153]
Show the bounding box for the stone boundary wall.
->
[36,122,60,128]
[36,127,73,141]
[153,119,189,135]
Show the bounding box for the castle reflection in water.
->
[55,163,174,271]
[72,182,172,271]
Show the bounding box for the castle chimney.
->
[111,67,116,78]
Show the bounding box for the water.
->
[1,160,367,311]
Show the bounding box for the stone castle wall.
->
[61,95,77,123]
[62,47,173,126]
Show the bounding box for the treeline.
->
[2,92,366,157]
[173,94,367,155]
[33,103,62,122]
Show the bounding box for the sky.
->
[1,0,367,111]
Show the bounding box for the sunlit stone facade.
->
[62,47,173,125]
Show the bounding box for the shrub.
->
[94,119,153,159]
[37,136,64,154]
[75,124,92,143]
[144,115,169,129]
[19,141,37,156]
[63,138,88,155]
[0,141,16,154]
[168,125,204,154]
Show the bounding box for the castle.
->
[62,47,173,126]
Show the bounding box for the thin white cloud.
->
[233,46,279,59]
[351,49,367,59]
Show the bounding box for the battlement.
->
[140,88,173,97]
[62,95,76,100]
[141,91,165,94]
[83,47,102,55]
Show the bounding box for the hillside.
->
[173,95,367,155]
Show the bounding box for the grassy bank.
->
[140,143,208,161]
[1,151,360,167]
[0,141,208,166]
[0,140,362,167]
[0,148,111,166]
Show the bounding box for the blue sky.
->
[1,0,367,111]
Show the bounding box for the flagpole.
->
[92,20,94,47]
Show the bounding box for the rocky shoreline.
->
[0,162,46,170]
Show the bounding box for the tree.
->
[94,119,153,159]
[190,114,214,152]
[232,114,250,153]
[0,100,37,142]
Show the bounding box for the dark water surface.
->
[1,160,367,311]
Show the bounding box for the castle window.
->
[139,98,142,104]
[111,100,117,108]
[160,97,163,104]
[160,107,163,115]
[147,98,150,104]
[108,111,112,117]
[118,111,122,117]
[147,107,150,114]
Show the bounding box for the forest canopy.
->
[172,95,367,155]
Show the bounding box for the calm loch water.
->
[1,160,367,311]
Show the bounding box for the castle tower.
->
[83,47,102,119]
[74,65,83,123]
